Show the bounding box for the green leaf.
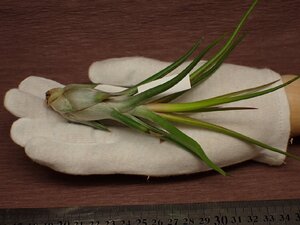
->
[118,39,202,96]
[154,0,259,104]
[134,106,227,175]
[136,39,202,86]
[152,34,246,103]
[110,109,149,133]
[158,113,300,161]
[147,76,299,112]
[111,109,192,152]
[191,34,246,86]
[190,0,258,81]
[209,80,279,99]
[184,106,257,113]
[114,0,258,104]
[123,43,213,109]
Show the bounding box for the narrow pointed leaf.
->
[151,0,258,104]
[152,34,246,103]
[184,106,257,113]
[123,44,214,109]
[189,0,258,81]
[134,106,227,175]
[158,113,300,161]
[209,80,279,99]
[111,110,202,157]
[137,39,202,85]
[147,76,299,112]
[110,109,149,133]
[191,34,246,86]
[117,39,202,96]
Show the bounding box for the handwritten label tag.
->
[95,84,127,92]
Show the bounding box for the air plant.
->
[46,0,300,176]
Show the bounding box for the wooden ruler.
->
[1,199,300,225]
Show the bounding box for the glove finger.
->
[11,118,118,147]
[24,126,258,176]
[4,89,63,120]
[18,76,64,98]
[88,57,173,85]
[25,136,203,176]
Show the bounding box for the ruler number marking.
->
[199,217,210,225]
[167,218,178,225]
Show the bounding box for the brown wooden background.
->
[0,0,299,208]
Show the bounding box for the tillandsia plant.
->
[46,0,300,176]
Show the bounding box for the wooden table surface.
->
[0,0,299,208]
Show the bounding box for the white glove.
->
[4,57,290,176]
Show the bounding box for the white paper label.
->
[95,84,127,93]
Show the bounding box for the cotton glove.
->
[4,57,290,176]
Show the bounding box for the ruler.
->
[1,199,300,225]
